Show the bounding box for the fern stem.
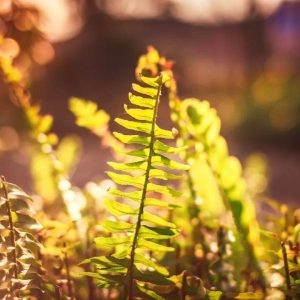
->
[1,176,20,298]
[281,241,292,300]
[63,242,74,300]
[85,228,96,300]
[126,79,163,300]
[181,270,187,300]
[55,285,61,300]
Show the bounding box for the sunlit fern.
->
[80,73,190,300]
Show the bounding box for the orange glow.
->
[0,38,20,58]
[14,51,32,71]
[255,0,284,16]
[96,0,290,24]
[97,0,162,19]
[171,0,250,24]
[15,0,83,42]
[0,126,20,151]
[14,10,36,31]
[0,0,12,15]
[171,0,217,24]
[30,40,55,65]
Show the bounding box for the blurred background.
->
[0,0,300,203]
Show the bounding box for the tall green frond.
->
[81,73,189,299]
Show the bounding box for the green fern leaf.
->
[149,169,182,180]
[138,226,179,239]
[128,93,156,108]
[94,236,133,247]
[154,140,187,154]
[82,72,189,299]
[108,160,147,172]
[142,212,176,228]
[137,239,174,252]
[115,118,152,134]
[113,132,151,145]
[136,284,165,300]
[151,155,190,170]
[106,172,145,189]
[154,126,174,139]
[132,83,158,97]
[103,199,138,216]
[115,146,150,158]
[134,253,169,276]
[108,188,143,202]
[144,198,180,209]
[124,104,154,122]
[102,220,136,232]
[147,183,182,197]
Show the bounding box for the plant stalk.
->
[63,243,74,300]
[55,285,61,300]
[281,241,292,300]
[181,270,187,300]
[125,78,163,300]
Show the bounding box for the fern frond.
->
[178,98,266,289]
[82,73,189,299]
[0,177,58,299]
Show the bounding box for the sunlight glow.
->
[31,40,55,65]
[97,0,290,24]
[1,0,293,44]
[97,0,163,19]
[0,126,20,151]
[15,0,84,42]
[255,0,284,15]
[0,0,12,15]
[0,38,20,58]
[171,0,250,24]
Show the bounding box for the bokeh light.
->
[30,39,55,65]
[0,38,20,58]
[15,0,84,42]
[0,126,20,151]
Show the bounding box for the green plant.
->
[80,73,192,299]
[2,38,300,300]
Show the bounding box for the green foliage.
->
[69,97,110,133]
[2,37,300,300]
[179,98,265,287]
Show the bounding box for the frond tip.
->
[81,73,189,299]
